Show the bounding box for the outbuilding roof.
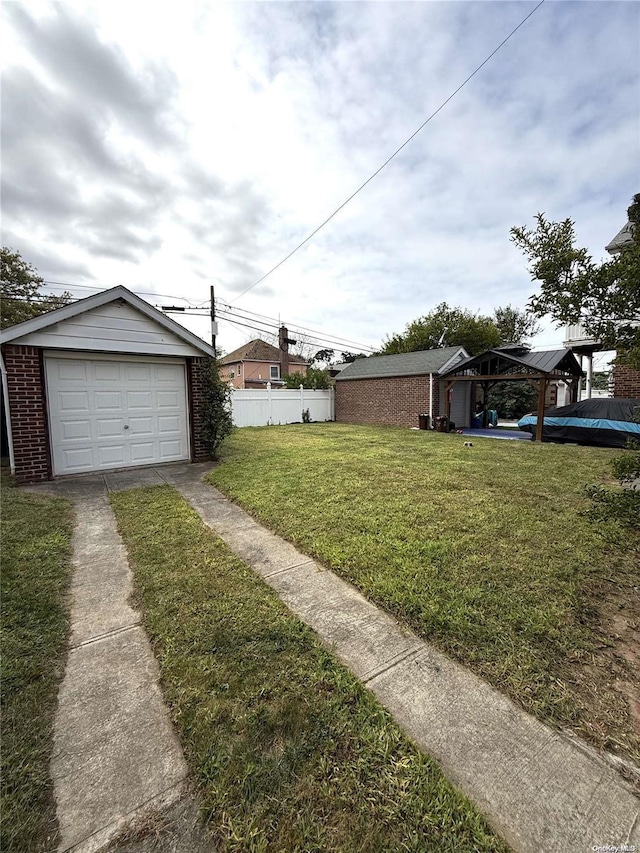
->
[335,346,468,381]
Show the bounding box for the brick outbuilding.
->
[1,286,215,483]
[335,347,469,429]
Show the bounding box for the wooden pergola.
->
[440,346,584,442]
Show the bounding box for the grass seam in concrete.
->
[176,478,640,853]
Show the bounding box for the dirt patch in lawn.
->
[544,575,640,778]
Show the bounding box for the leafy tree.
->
[1,247,72,329]
[201,359,233,460]
[510,194,640,368]
[312,348,335,365]
[487,382,537,419]
[283,368,331,389]
[340,352,368,363]
[592,371,611,391]
[382,302,502,356]
[493,305,541,344]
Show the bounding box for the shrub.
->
[201,359,233,460]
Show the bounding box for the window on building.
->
[238,363,242,375]
[270,365,280,380]
[230,371,235,379]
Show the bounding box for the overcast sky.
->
[2,1,638,363]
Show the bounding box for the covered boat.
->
[518,398,640,448]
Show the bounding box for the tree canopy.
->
[381,302,538,356]
[283,368,331,390]
[1,248,72,329]
[510,194,640,368]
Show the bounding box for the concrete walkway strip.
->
[48,485,189,853]
[176,478,640,853]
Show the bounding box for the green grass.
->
[1,470,74,852]
[110,485,509,853]
[207,423,640,760]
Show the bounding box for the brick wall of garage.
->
[335,375,435,428]
[2,344,51,483]
[187,357,214,462]
[612,362,640,399]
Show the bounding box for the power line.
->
[216,313,373,355]
[215,299,376,351]
[215,307,375,353]
[231,0,546,303]
[43,280,197,305]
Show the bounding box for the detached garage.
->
[0,286,214,483]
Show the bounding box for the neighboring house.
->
[563,216,640,399]
[219,338,309,389]
[335,346,469,429]
[0,286,215,484]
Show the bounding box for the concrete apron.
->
[40,471,192,853]
[176,479,640,853]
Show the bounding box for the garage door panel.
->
[62,448,94,470]
[59,391,90,411]
[46,357,190,475]
[95,391,123,410]
[61,419,92,440]
[125,364,151,382]
[130,443,155,461]
[158,415,180,434]
[157,364,183,382]
[159,439,183,459]
[127,391,153,409]
[157,390,180,409]
[57,361,88,381]
[96,418,126,438]
[129,417,154,435]
[98,445,126,466]
[94,362,121,381]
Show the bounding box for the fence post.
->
[267,381,272,425]
[300,383,304,420]
[228,386,234,426]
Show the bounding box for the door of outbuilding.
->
[45,353,190,475]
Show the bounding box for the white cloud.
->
[1,1,638,356]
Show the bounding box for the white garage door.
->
[46,356,190,475]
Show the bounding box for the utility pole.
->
[210,284,217,356]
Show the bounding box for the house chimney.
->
[279,325,296,378]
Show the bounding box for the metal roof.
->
[335,346,468,381]
[441,347,583,378]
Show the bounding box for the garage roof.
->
[335,346,469,381]
[0,285,216,357]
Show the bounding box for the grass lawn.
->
[111,486,509,853]
[208,423,640,764]
[0,470,74,853]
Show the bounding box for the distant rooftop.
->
[220,338,308,365]
[605,221,634,255]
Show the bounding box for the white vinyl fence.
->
[230,384,334,427]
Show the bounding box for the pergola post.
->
[535,376,547,442]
